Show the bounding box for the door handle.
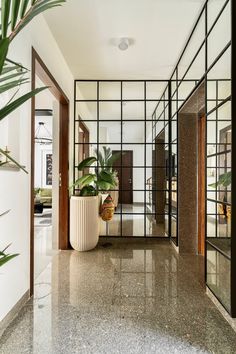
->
[59,173,62,187]
[128,178,132,184]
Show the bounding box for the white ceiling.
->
[44,0,206,80]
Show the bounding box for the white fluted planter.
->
[70,196,99,251]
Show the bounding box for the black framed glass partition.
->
[73,0,235,317]
[152,0,233,316]
[74,80,170,238]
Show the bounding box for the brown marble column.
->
[178,113,198,254]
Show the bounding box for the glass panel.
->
[184,45,205,81]
[178,81,196,100]
[123,82,144,100]
[207,3,231,68]
[207,46,231,83]
[76,101,97,121]
[146,82,168,100]
[146,101,160,120]
[207,243,231,311]
[122,215,145,236]
[122,122,145,143]
[99,81,121,100]
[207,0,228,30]
[178,12,205,80]
[99,102,121,120]
[120,198,145,213]
[98,121,121,143]
[122,145,145,166]
[218,100,231,120]
[76,121,96,144]
[100,214,121,236]
[146,215,168,237]
[122,101,145,120]
[76,81,97,100]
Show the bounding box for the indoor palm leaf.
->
[0,211,19,268]
[0,0,66,171]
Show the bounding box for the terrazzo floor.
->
[1,240,236,354]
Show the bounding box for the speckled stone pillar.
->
[178,113,198,254]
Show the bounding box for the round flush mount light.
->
[118,38,130,51]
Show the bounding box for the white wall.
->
[0,15,74,322]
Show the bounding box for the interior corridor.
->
[0,241,235,354]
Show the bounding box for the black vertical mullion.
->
[176,66,179,246]
[168,80,172,240]
[216,80,219,241]
[144,81,147,237]
[205,1,208,284]
[97,81,99,196]
[73,80,76,193]
[121,81,123,237]
[231,0,236,318]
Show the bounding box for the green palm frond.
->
[0,243,19,267]
[0,86,47,121]
[0,148,28,173]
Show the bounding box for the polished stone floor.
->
[1,240,236,354]
[34,209,57,279]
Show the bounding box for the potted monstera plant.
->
[70,156,117,251]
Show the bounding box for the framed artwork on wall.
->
[42,150,53,188]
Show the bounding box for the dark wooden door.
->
[112,150,133,204]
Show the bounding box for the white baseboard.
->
[0,290,30,338]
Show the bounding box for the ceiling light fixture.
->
[35,122,52,145]
[118,38,130,51]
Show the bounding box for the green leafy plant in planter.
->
[95,146,121,174]
[0,0,66,266]
[72,157,118,196]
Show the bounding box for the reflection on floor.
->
[34,209,57,279]
[0,240,236,353]
[100,203,168,237]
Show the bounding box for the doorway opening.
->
[178,82,206,255]
[31,48,70,295]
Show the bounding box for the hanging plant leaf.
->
[1,0,11,38]
[11,0,21,31]
[0,38,10,74]
[0,86,47,121]
[0,148,28,173]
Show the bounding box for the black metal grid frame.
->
[74,79,170,238]
[73,0,234,316]
[152,0,233,315]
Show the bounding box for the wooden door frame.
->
[31,48,70,295]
